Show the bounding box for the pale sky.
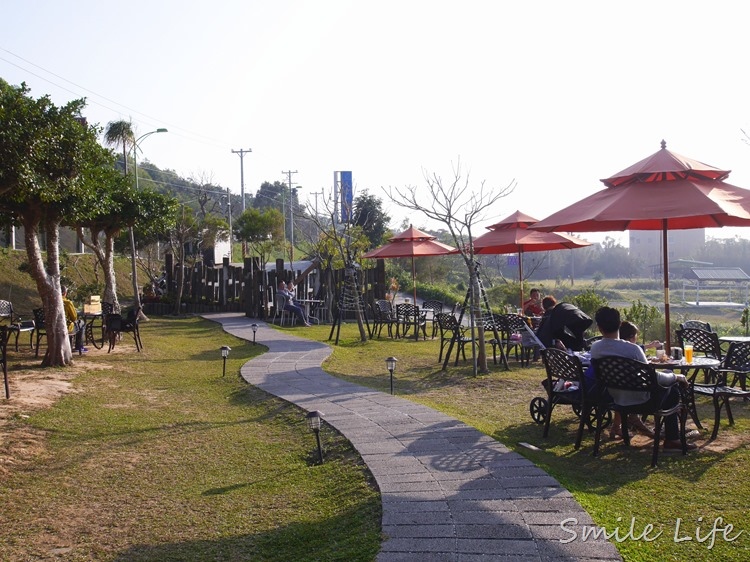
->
[3,0,750,245]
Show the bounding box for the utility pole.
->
[232,148,251,258]
[282,170,298,264]
[226,186,233,263]
[312,189,324,236]
[231,148,252,211]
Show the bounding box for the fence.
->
[142,253,387,321]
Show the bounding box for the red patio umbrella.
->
[363,225,455,339]
[471,210,591,309]
[532,140,750,350]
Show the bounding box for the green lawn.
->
[303,321,750,562]
[0,317,380,562]
[3,315,748,561]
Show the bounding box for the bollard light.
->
[220,345,231,377]
[251,323,258,345]
[385,356,398,395]
[306,410,325,463]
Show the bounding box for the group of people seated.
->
[524,289,698,452]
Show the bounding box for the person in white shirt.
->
[590,307,696,451]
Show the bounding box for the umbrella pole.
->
[518,251,524,311]
[662,221,672,352]
[412,257,419,341]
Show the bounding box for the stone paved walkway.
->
[205,313,621,561]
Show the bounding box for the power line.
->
[0,46,229,151]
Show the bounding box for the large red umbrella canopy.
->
[532,140,750,350]
[471,210,591,308]
[363,224,455,305]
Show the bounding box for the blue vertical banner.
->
[340,171,353,223]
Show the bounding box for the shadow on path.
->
[205,313,621,561]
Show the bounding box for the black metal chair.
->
[32,307,81,356]
[32,308,47,357]
[435,313,475,365]
[686,341,750,440]
[676,327,723,383]
[483,313,508,366]
[584,335,603,350]
[105,307,143,353]
[0,300,34,352]
[500,313,537,366]
[1,326,9,399]
[395,303,427,340]
[675,328,722,360]
[536,348,602,448]
[421,299,444,338]
[592,355,688,467]
[680,320,712,333]
[372,300,398,338]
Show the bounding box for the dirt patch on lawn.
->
[0,352,102,478]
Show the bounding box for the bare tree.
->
[388,159,515,374]
[300,194,370,342]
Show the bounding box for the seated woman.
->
[278,281,311,327]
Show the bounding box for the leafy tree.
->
[166,207,200,315]
[0,80,112,365]
[233,207,284,269]
[352,190,390,247]
[73,164,133,310]
[571,289,608,335]
[104,119,135,174]
[252,181,286,212]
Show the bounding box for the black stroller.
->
[529,348,611,446]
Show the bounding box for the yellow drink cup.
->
[684,344,694,363]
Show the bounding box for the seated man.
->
[589,306,696,451]
[278,281,311,327]
[535,296,592,351]
[62,285,87,353]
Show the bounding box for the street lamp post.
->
[130,128,167,310]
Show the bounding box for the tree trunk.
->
[25,215,73,367]
[352,267,367,342]
[469,270,489,374]
[173,243,186,315]
[102,235,120,310]
[78,227,120,310]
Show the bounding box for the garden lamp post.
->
[385,356,398,395]
[130,128,168,309]
[251,323,258,345]
[220,345,231,377]
[306,410,324,463]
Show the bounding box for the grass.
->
[0,317,381,562]
[301,321,750,561]
[3,312,749,561]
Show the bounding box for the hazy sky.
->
[3,1,750,244]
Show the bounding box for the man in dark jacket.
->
[535,296,592,351]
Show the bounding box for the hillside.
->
[0,249,137,319]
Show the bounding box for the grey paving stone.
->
[206,314,623,562]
